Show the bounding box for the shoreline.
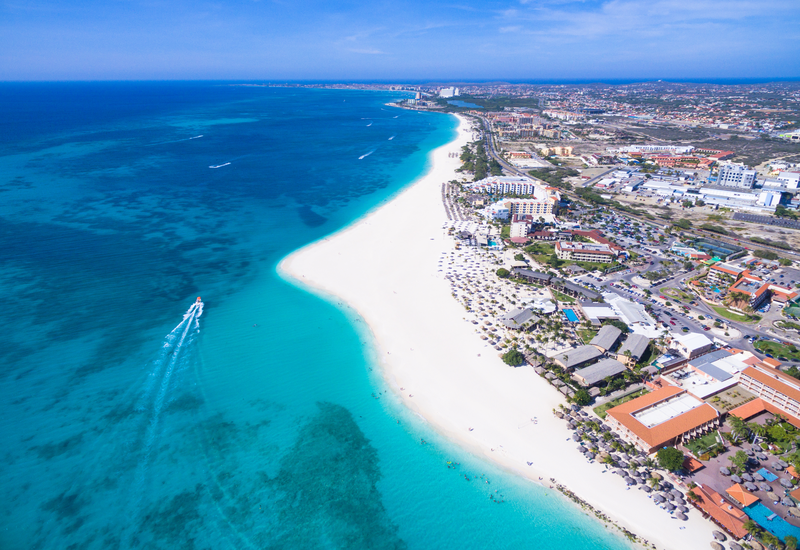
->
[278,113,716,550]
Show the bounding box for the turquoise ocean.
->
[0,82,633,550]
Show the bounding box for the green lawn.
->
[661,287,695,302]
[684,432,722,457]
[577,328,597,344]
[594,388,649,419]
[711,306,760,323]
[755,340,800,361]
[551,290,576,304]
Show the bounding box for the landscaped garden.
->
[684,432,724,459]
[711,305,760,323]
[755,340,800,361]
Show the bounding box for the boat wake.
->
[358,150,375,160]
[393,115,398,118]
[209,162,231,169]
[388,135,395,140]
[134,299,204,492]
[367,122,373,127]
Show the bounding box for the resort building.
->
[728,275,771,309]
[469,176,543,196]
[589,325,622,353]
[499,308,540,330]
[572,358,626,387]
[661,349,745,399]
[605,385,721,454]
[578,302,620,326]
[555,242,616,263]
[735,364,800,426]
[707,263,746,286]
[616,334,651,367]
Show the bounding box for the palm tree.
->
[648,476,660,489]
[743,519,762,537]
[729,416,750,443]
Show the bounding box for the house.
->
[605,385,720,454]
[572,358,627,386]
[555,242,617,263]
[616,334,651,367]
[674,332,714,359]
[590,325,622,353]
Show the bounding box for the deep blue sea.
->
[0,82,633,550]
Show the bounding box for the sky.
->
[1,0,799,81]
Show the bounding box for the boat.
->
[196,297,202,303]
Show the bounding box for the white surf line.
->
[135,301,203,493]
[209,162,231,169]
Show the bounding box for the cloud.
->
[499,25,522,33]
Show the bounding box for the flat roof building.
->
[674,332,714,359]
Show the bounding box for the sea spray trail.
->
[388,135,395,140]
[359,150,376,160]
[147,134,204,146]
[134,300,203,500]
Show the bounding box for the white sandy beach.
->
[280,115,717,550]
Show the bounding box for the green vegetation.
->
[524,242,556,265]
[496,268,510,278]
[572,389,592,406]
[755,339,800,361]
[750,236,790,250]
[500,225,510,239]
[753,249,779,260]
[593,388,649,419]
[527,167,579,190]
[699,223,728,235]
[684,432,723,458]
[603,319,630,333]
[459,141,502,181]
[780,258,793,266]
[729,450,749,473]
[502,348,525,366]
[673,218,692,230]
[711,305,760,323]
[777,320,800,331]
[656,446,685,471]
[514,253,525,262]
[776,205,799,220]
[577,328,597,343]
[551,290,576,304]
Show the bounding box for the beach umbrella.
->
[710,541,724,550]
[742,473,754,482]
[572,434,580,442]
[744,482,758,491]
[779,459,789,468]
[586,452,595,460]
[676,512,687,521]
[625,477,636,486]
[674,497,686,506]
[781,478,794,488]
[567,423,577,430]
[671,489,683,498]
[754,472,765,482]
[642,486,652,493]
[789,508,800,518]
[614,469,625,476]
[744,448,754,456]
[719,467,731,476]
[759,482,771,492]
[665,502,675,511]
[729,543,743,550]
[677,505,688,513]
[782,497,794,507]
[577,445,587,453]
[651,472,662,480]
[730,474,742,484]
[653,495,665,503]
[757,452,768,460]
[713,530,727,541]
[571,404,580,411]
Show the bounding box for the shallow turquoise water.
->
[0,82,633,550]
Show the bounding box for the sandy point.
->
[279,113,716,550]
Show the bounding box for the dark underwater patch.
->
[296,205,328,227]
[267,402,406,550]
[30,433,84,460]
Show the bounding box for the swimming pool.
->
[757,468,778,482]
[745,502,800,542]
[563,309,579,323]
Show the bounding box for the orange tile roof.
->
[726,483,760,507]
[762,357,783,369]
[789,466,799,479]
[743,366,800,403]
[729,398,800,429]
[606,386,719,450]
[711,265,743,276]
[683,456,705,472]
[691,485,749,539]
